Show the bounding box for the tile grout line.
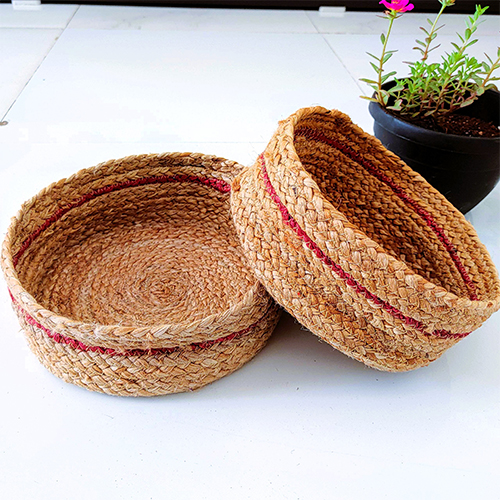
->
[303,11,367,96]
[64,4,81,29]
[319,33,366,95]
[304,10,321,34]
[1,5,81,123]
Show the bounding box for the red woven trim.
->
[12,175,231,268]
[9,291,266,356]
[259,155,469,340]
[295,127,478,301]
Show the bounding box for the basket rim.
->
[1,152,270,349]
[262,106,500,313]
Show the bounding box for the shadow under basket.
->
[231,107,500,372]
[2,153,280,396]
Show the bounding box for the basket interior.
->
[292,113,498,302]
[13,178,255,327]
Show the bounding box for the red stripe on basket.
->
[295,127,478,301]
[9,291,266,357]
[259,155,469,340]
[12,175,231,268]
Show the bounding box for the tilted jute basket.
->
[2,152,280,396]
[231,107,500,371]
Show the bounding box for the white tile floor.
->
[0,27,61,116]
[69,5,316,31]
[1,4,499,500]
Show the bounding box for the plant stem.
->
[377,14,396,105]
[415,1,449,115]
[480,55,500,88]
[420,2,448,62]
[435,32,474,113]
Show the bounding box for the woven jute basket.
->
[231,107,500,371]
[2,152,280,396]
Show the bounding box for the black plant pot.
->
[369,88,500,214]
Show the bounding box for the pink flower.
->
[379,0,414,12]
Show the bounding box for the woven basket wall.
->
[2,152,281,396]
[231,107,500,371]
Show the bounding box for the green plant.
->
[361,0,500,119]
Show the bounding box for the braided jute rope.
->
[2,152,281,396]
[231,107,500,371]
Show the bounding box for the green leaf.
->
[459,100,474,108]
[370,61,379,73]
[383,53,394,63]
[381,71,397,83]
[366,52,380,61]
[380,33,386,45]
[390,82,405,92]
[387,102,403,112]
[360,96,379,102]
[465,39,479,48]
[482,62,491,72]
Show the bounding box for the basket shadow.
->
[186,309,434,400]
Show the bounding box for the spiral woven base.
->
[2,152,280,396]
[231,107,500,371]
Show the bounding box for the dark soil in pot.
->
[406,113,499,137]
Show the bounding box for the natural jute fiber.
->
[2,152,280,396]
[231,107,500,371]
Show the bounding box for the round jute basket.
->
[231,107,500,372]
[2,152,280,396]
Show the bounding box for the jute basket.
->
[2,152,280,396]
[231,107,500,371]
